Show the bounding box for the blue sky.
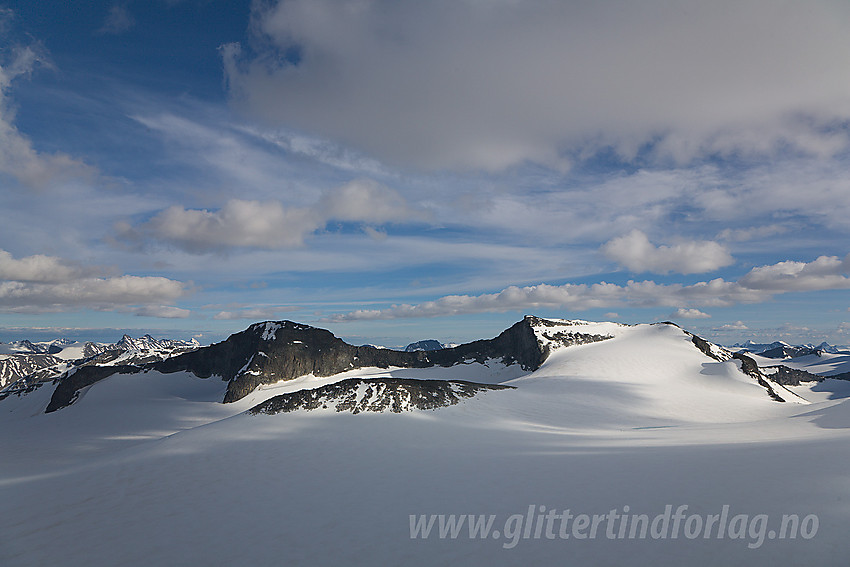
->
[2,0,850,347]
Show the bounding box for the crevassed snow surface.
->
[2,322,850,566]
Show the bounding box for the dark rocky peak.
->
[157,318,548,404]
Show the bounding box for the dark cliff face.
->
[155,318,547,404]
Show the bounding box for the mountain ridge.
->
[4,316,828,415]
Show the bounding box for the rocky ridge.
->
[7,316,824,414]
[248,378,515,415]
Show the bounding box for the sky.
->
[1,0,850,348]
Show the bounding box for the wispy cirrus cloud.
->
[717,225,789,242]
[0,44,95,189]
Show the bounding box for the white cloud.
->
[223,0,850,171]
[601,230,734,274]
[738,255,850,292]
[0,249,101,283]
[0,249,187,313]
[715,321,749,331]
[330,253,850,320]
[120,180,424,253]
[670,308,711,320]
[126,107,850,261]
[0,44,94,188]
[0,276,186,313]
[134,200,323,253]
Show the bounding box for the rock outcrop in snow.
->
[0,354,65,390]
[248,377,514,415]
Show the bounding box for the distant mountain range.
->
[6,316,846,415]
[732,340,846,359]
[0,334,199,391]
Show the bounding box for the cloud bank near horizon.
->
[329,253,850,321]
[0,249,187,315]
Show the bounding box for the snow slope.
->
[2,320,849,566]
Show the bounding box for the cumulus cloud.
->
[223,0,850,171]
[0,249,101,283]
[119,179,424,253]
[715,321,749,331]
[132,200,323,253]
[670,308,711,320]
[738,255,850,292]
[0,42,94,188]
[330,253,850,320]
[601,230,734,274]
[0,249,187,313]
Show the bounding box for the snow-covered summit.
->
[523,316,627,351]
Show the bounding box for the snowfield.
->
[2,320,849,565]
